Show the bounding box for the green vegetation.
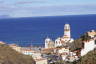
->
[0,44,35,64]
[69,32,96,64]
[70,32,91,51]
[76,49,96,64]
[70,38,83,51]
[51,32,96,64]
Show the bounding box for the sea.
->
[0,14,96,47]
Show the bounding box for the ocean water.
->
[0,14,96,46]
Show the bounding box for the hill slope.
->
[0,44,35,64]
[76,49,96,64]
[69,31,96,64]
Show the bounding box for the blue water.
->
[0,14,96,46]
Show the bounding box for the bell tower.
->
[64,24,71,38]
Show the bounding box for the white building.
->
[35,58,47,64]
[57,47,79,62]
[58,47,69,54]
[45,24,74,48]
[81,39,95,56]
[21,47,48,64]
[45,37,54,49]
[21,48,34,56]
[31,51,48,64]
[64,24,71,40]
[81,30,96,56]
[55,37,62,47]
[57,47,70,60]
[55,24,74,47]
[88,30,96,38]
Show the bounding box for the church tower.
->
[45,37,54,48]
[64,24,71,38]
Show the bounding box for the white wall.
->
[81,40,95,56]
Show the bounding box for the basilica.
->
[45,24,74,49]
[44,24,96,62]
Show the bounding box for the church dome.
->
[65,24,70,27]
[45,37,51,42]
[64,24,70,30]
[55,37,61,42]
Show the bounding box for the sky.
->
[0,0,96,18]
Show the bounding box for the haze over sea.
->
[0,14,96,46]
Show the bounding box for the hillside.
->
[70,32,93,51]
[68,30,96,64]
[0,44,35,64]
[76,49,96,64]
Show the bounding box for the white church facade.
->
[45,24,74,48]
[44,24,96,62]
[44,24,96,61]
